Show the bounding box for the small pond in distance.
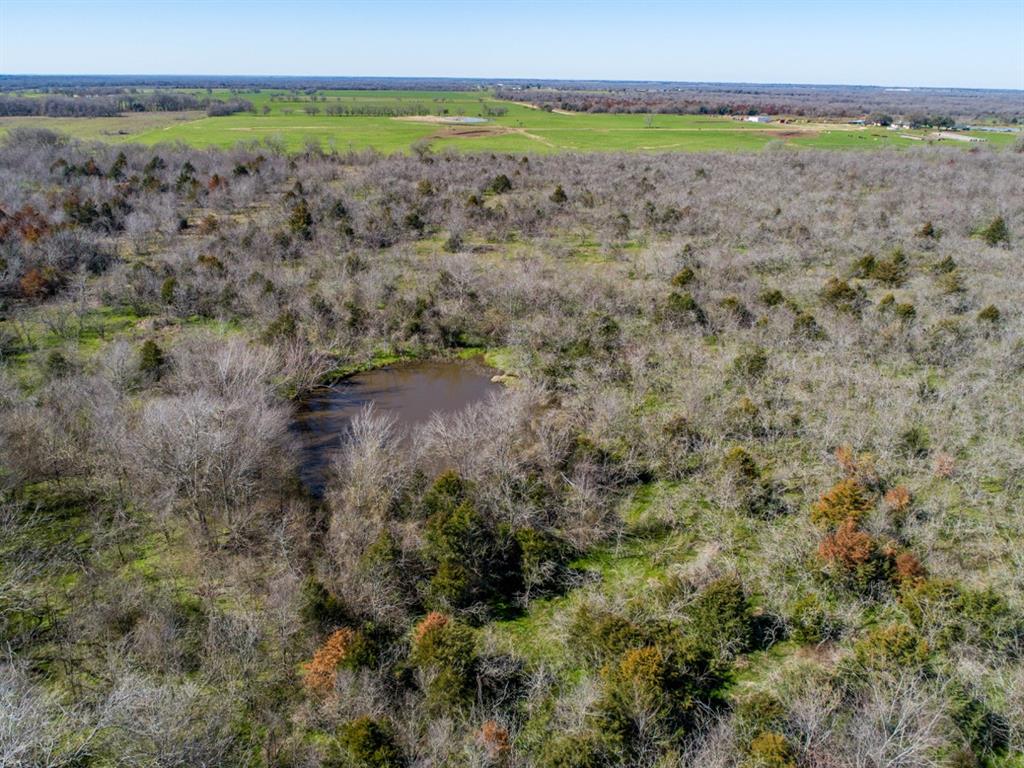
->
[293,359,499,495]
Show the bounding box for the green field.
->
[1,88,1018,153]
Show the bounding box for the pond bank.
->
[292,357,500,496]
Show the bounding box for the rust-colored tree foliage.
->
[19,267,58,299]
[883,485,911,514]
[477,719,510,763]
[303,627,356,695]
[811,477,874,528]
[414,611,449,644]
[833,444,878,486]
[818,519,875,570]
[893,551,927,586]
[834,444,857,476]
[0,204,51,242]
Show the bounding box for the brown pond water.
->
[293,359,499,495]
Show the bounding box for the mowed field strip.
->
[0,89,1017,153]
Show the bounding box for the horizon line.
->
[1,73,1021,93]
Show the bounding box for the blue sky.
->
[1,1,1022,89]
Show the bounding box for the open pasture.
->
[1,89,1017,153]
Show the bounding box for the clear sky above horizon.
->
[1,0,1022,90]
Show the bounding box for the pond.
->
[293,359,499,496]
[441,116,489,124]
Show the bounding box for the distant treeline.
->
[0,74,490,91]
[0,92,213,118]
[496,84,1024,122]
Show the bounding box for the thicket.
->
[0,91,209,117]
[0,130,1021,767]
[496,84,1024,122]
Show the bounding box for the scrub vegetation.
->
[0,125,1022,767]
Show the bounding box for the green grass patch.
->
[4,90,1015,155]
[483,346,522,375]
[490,481,691,666]
[322,348,416,383]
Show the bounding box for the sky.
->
[1,0,1022,90]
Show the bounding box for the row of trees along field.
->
[495,85,1024,123]
[0,92,216,118]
